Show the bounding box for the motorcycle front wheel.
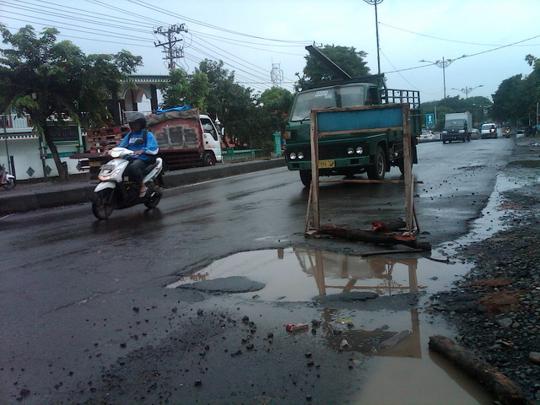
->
[3,178,15,190]
[92,189,114,220]
[144,187,162,209]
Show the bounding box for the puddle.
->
[167,247,467,301]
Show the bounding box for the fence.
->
[223,148,267,162]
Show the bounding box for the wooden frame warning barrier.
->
[305,103,416,234]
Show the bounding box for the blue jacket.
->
[119,130,159,162]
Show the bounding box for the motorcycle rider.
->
[118,112,159,196]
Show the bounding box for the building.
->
[0,75,169,180]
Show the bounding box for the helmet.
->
[125,111,147,128]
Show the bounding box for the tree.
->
[0,25,142,179]
[491,55,540,127]
[259,87,293,133]
[159,68,210,110]
[296,44,370,90]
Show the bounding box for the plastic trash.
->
[285,323,309,333]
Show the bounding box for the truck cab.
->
[285,81,420,187]
[200,114,223,164]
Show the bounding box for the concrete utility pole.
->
[452,84,483,99]
[1,115,9,168]
[419,56,454,99]
[154,24,188,72]
[362,0,383,75]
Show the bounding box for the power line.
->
[2,24,154,48]
[379,49,419,90]
[380,21,540,47]
[188,44,271,82]
[14,0,154,29]
[5,15,154,43]
[127,0,311,44]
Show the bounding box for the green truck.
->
[284,46,421,187]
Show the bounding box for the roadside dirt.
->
[430,137,540,402]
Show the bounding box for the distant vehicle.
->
[442,112,472,143]
[481,123,497,139]
[470,128,480,140]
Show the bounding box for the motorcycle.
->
[0,164,16,190]
[92,146,163,220]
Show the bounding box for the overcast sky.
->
[2,0,539,101]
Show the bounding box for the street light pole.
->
[363,0,383,76]
[420,56,454,99]
[451,84,484,98]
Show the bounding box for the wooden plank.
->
[304,181,313,234]
[310,110,320,230]
[402,104,414,232]
[318,126,402,137]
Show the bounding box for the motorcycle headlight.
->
[356,146,363,154]
[347,147,354,155]
[289,152,296,160]
[297,152,304,159]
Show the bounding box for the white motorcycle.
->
[0,164,15,190]
[92,147,163,220]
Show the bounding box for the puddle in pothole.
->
[166,247,469,302]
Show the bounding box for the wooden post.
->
[309,110,320,230]
[401,105,414,232]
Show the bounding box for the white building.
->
[0,114,83,180]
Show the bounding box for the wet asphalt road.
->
[0,138,513,404]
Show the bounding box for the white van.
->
[200,114,223,163]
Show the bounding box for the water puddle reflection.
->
[167,248,466,301]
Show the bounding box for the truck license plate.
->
[318,159,335,169]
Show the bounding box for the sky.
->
[1,0,539,102]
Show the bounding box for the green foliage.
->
[0,24,142,178]
[296,44,370,90]
[421,96,493,130]
[492,55,540,126]
[160,68,210,111]
[259,86,293,133]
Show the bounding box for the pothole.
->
[167,247,470,302]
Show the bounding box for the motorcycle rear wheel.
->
[144,188,162,209]
[92,189,114,220]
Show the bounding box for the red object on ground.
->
[371,221,387,232]
[285,323,309,333]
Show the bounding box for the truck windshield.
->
[481,124,495,130]
[290,85,367,121]
[446,119,465,128]
[290,89,336,121]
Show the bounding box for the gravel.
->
[430,142,540,402]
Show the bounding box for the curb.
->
[0,159,285,215]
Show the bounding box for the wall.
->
[0,139,83,180]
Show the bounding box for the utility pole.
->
[1,114,9,168]
[270,63,284,87]
[154,24,188,72]
[363,0,383,75]
[420,56,454,99]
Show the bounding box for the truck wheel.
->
[367,147,386,180]
[299,170,311,188]
[203,152,216,166]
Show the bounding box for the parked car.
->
[481,123,497,139]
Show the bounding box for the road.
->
[0,139,512,404]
